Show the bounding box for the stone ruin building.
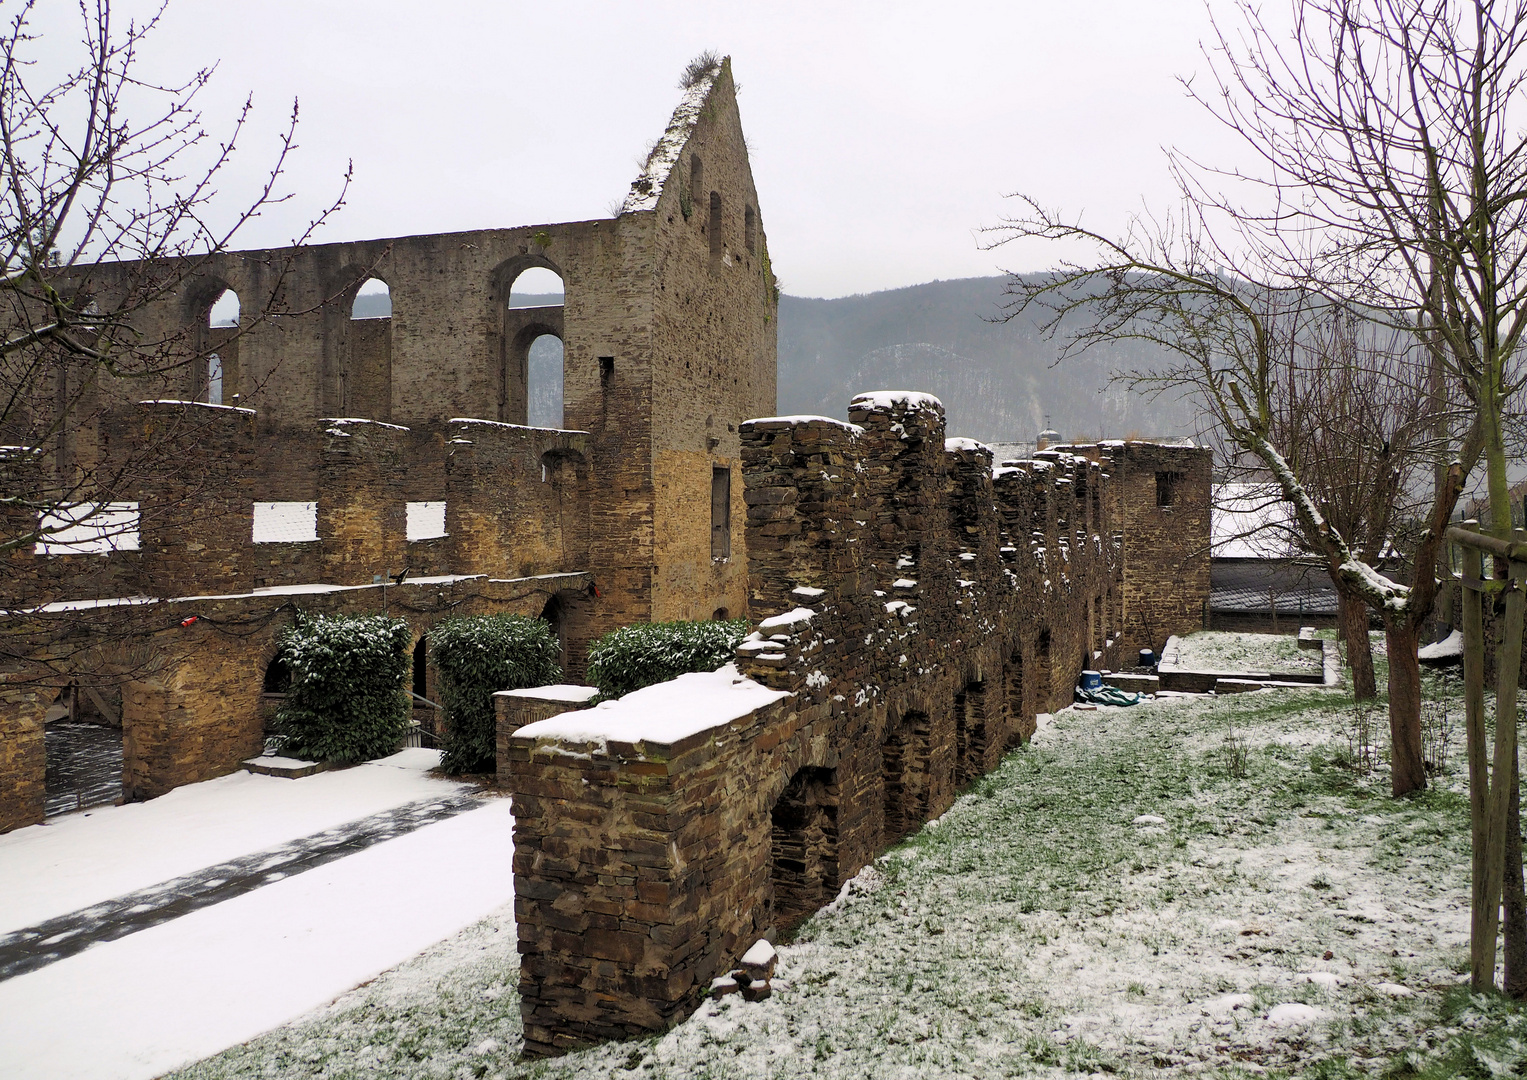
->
[0,53,1215,1055]
[1,57,773,830]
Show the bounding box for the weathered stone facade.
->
[0,59,773,831]
[505,395,1210,1054]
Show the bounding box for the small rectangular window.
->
[36,502,140,555]
[253,501,318,543]
[711,466,731,559]
[1155,471,1181,507]
[599,356,614,383]
[406,501,447,541]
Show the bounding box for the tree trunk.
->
[1385,618,1427,797]
[1339,588,1376,701]
[1504,749,1527,997]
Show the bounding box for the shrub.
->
[586,619,749,700]
[274,612,413,763]
[431,614,563,775]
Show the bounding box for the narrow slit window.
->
[709,191,723,258]
[744,205,757,254]
[711,465,731,559]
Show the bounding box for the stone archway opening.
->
[882,709,931,845]
[503,266,565,428]
[770,766,838,930]
[954,678,989,788]
[44,681,124,817]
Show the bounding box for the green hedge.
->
[586,619,749,700]
[431,614,563,775]
[274,613,413,763]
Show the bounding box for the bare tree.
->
[1270,315,1443,700]
[0,0,347,678]
[988,0,1527,992]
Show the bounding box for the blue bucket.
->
[1080,670,1103,690]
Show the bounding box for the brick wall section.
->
[507,395,1210,1052]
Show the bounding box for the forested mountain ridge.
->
[776,276,1199,445]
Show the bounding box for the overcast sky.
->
[39,1,1237,299]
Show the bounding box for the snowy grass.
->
[1172,630,1322,674]
[175,684,1493,1079]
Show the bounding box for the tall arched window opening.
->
[502,266,564,428]
[201,287,239,405]
[346,278,392,419]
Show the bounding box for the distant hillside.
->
[777,276,1199,445]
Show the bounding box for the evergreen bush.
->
[586,619,749,700]
[431,614,563,774]
[274,612,413,763]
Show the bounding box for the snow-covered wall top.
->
[745,415,864,434]
[850,390,944,413]
[621,59,722,215]
[513,663,789,751]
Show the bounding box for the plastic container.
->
[1080,670,1103,690]
[1138,648,1157,669]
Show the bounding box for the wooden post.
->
[1483,542,1527,992]
[1464,536,1492,990]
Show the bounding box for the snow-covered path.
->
[0,748,473,934]
[0,751,516,1080]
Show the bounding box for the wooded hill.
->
[777,276,1198,445]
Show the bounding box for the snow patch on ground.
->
[0,749,466,935]
[1,798,516,1080]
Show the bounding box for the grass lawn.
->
[1171,631,1323,675]
[175,670,1527,1079]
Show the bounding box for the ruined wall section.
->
[644,59,776,623]
[508,393,1155,1053]
[0,570,592,831]
[1104,442,1213,655]
[5,404,597,606]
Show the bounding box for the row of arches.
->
[184,264,569,428]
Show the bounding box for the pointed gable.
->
[622,53,726,214]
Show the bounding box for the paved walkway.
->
[0,792,483,981]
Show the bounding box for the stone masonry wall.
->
[0,571,593,831]
[507,393,1210,1053]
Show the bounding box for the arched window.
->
[500,266,564,427]
[351,278,391,320]
[208,288,239,328]
[527,335,564,428]
[509,266,564,308]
